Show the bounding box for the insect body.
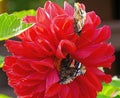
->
[59,55,86,84]
[74,3,86,35]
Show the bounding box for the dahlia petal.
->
[14,84,37,96]
[51,16,75,45]
[94,26,111,43]
[6,40,40,58]
[23,72,46,81]
[30,58,54,73]
[34,39,55,57]
[44,1,65,19]
[36,7,50,27]
[64,1,74,16]
[69,81,81,98]
[18,27,38,41]
[78,76,97,98]
[30,91,44,98]
[84,56,114,68]
[52,15,74,39]
[81,43,115,68]
[21,40,54,58]
[59,85,70,98]
[76,25,96,48]
[46,70,59,87]
[56,40,76,58]
[34,24,52,39]
[90,68,112,83]
[3,56,17,71]
[35,38,56,54]
[10,72,46,95]
[23,16,36,23]
[79,25,111,46]
[6,40,24,55]
[72,44,102,59]
[85,68,102,91]
[88,43,111,58]
[45,83,61,97]
[12,63,32,76]
[77,77,92,98]
[86,11,101,27]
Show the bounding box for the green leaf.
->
[0,94,11,98]
[110,80,120,89]
[115,95,120,98]
[97,94,109,98]
[0,13,33,41]
[97,77,120,98]
[13,9,36,19]
[0,56,4,68]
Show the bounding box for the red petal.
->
[90,68,112,83]
[51,15,74,40]
[76,77,92,98]
[45,83,61,97]
[36,7,50,27]
[18,27,37,41]
[59,85,70,98]
[69,81,81,98]
[85,68,102,91]
[94,26,111,43]
[86,11,101,27]
[46,70,59,87]
[78,76,97,98]
[30,58,54,73]
[73,44,102,59]
[23,16,36,23]
[64,1,74,16]
[44,1,65,19]
[56,40,76,58]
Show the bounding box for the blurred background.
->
[0,0,120,97]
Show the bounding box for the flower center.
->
[59,54,86,84]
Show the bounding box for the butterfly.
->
[59,55,86,84]
[74,2,86,35]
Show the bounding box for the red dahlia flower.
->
[3,1,115,98]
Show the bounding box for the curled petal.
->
[56,40,76,58]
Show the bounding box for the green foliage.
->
[0,94,11,98]
[39,0,74,7]
[0,56,4,68]
[0,13,32,41]
[97,77,120,98]
[13,9,36,19]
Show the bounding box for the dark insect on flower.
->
[59,55,86,84]
[74,2,86,35]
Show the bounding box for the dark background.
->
[0,0,120,97]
